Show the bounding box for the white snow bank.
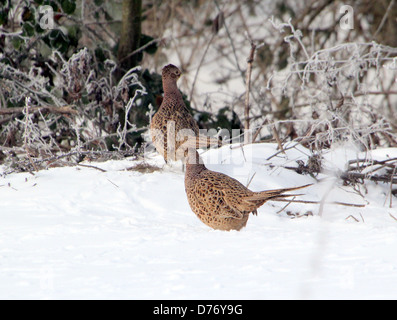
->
[0,143,396,299]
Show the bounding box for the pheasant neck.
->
[185,151,206,175]
[163,80,180,95]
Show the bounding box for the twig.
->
[246,172,256,188]
[77,163,107,172]
[282,159,397,185]
[372,0,395,40]
[118,37,166,64]
[266,142,301,161]
[359,212,365,223]
[213,0,244,78]
[272,198,365,208]
[23,98,39,173]
[107,178,119,188]
[340,171,397,184]
[347,157,397,171]
[388,165,396,208]
[188,8,225,105]
[252,118,268,142]
[244,40,256,143]
[189,33,216,105]
[272,125,285,154]
[345,215,359,222]
[276,196,296,214]
[0,105,78,116]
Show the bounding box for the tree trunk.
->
[117,0,142,74]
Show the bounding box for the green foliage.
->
[60,0,76,14]
[195,107,242,132]
[140,34,158,55]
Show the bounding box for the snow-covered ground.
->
[1,143,396,299]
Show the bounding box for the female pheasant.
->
[150,64,220,162]
[184,150,311,231]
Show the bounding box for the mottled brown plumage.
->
[185,151,311,231]
[150,64,199,162]
[150,64,220,163]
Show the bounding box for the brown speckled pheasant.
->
[184,151,311,231]
[150,64,220,162]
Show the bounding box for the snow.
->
[1,143,397,299]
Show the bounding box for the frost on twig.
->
[266,18,397,153]
[0,47,146,173]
